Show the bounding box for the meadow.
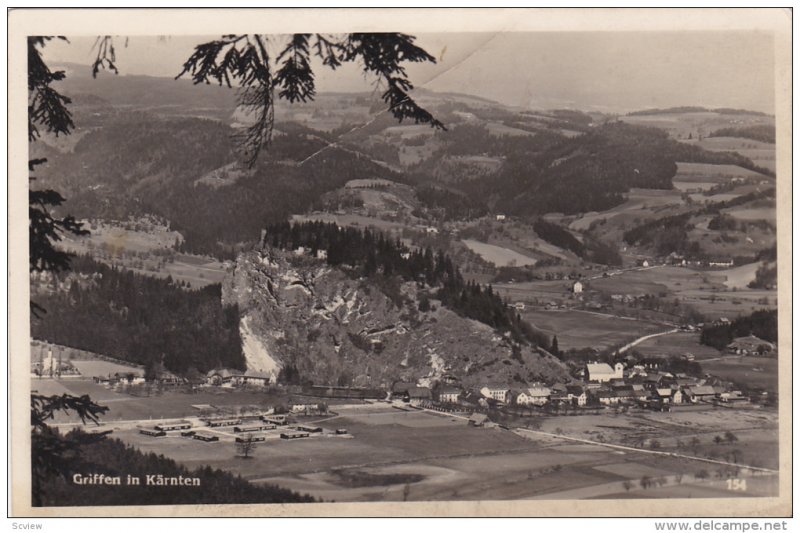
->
[520,309,664,352]
[462,239,539,267]
[101,403,779,501]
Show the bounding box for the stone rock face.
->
[222,247,569,389]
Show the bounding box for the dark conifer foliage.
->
[31,256,245,375]
[700,309,778,350]
[35,431,315,506]
[264,221,549,347]
[176,33,444,167]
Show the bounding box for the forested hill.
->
[31,256,245,375]
[33,114,402,258]
[406,121,773,218]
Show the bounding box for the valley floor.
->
[40,379,779,503]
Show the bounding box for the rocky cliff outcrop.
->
[222,247,569,388]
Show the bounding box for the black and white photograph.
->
[9,7,792,518]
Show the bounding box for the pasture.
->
[35,378,289,423]
[568,189,684,231]
[70,360,145,378]
[461,239,539,267]
[722,206,777,222]
[717,262,762,289]
[59,222,227,288]
[586,268,672,295]
[104,404,778,501]
[700,356,778,394]
[687,137,776,173]
[674,162,765,182]
[620,111,774,141]
[521,309,664,352]
[633,331,721,360]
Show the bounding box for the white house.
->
[495,214,507,221]
[480,385,511,404]
[672,389,683,403]
[438,387,462,404]
[516,385,550,406]
[242,369,273,387]
[684,385,717,403]
[585,362,624,383]
[572,280,583,294]
[566,385,588,406]
[316,249,328,260]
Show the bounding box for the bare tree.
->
[236,434,258,459]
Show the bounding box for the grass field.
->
[59,222,227,288]
[588,270,671,296]
[34,379,288,422]
[633,331,721,360]
[700,356,778,394]
[38,379,778,501]
[722,206,777,222]
[462,239,539,267]
[69,360,145,378]
[102,403,778,501]
[568,189,684,231]
[717,262,762,289]
[674,162,765,182]
[521,309,664,351]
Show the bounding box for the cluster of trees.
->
[265,221,460,284]
[709,124,775,144]
[263,221,549,347]
[533,218,585,256]
[414,185,488,220]
[748,262,777,290]
[707,213,740,232]
[437,281,550,347]
[31,255,245,375]
[702,188,775,215]
[700,309,778,350]
[623,213,698,256]
[531,218,621,266]
[34,429,314,506]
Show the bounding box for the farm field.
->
[59,222,228,288]
[620,111,774,141]
[104,404,778,501]
[568,189,684,231]
[633,331,721,360]
[531,408,779,471]
[723,206,777,222]
[673,162,765,183]
[63,220,182,253]
[676,288,776,319]
[683,137,776,173]
[69,360,145,378]
[34,378,290,423]
[520,309,665,352]
[717,262,762,289]
[587,268,672,295]
[492,279,573,305]
[700,356,778,394]
[462,239,538,267]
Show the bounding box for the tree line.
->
[263,221,549,347]
[31,255,245,375]
[34,428,314,506]
[700,309,778,350]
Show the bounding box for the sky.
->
[41,31,776,114]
